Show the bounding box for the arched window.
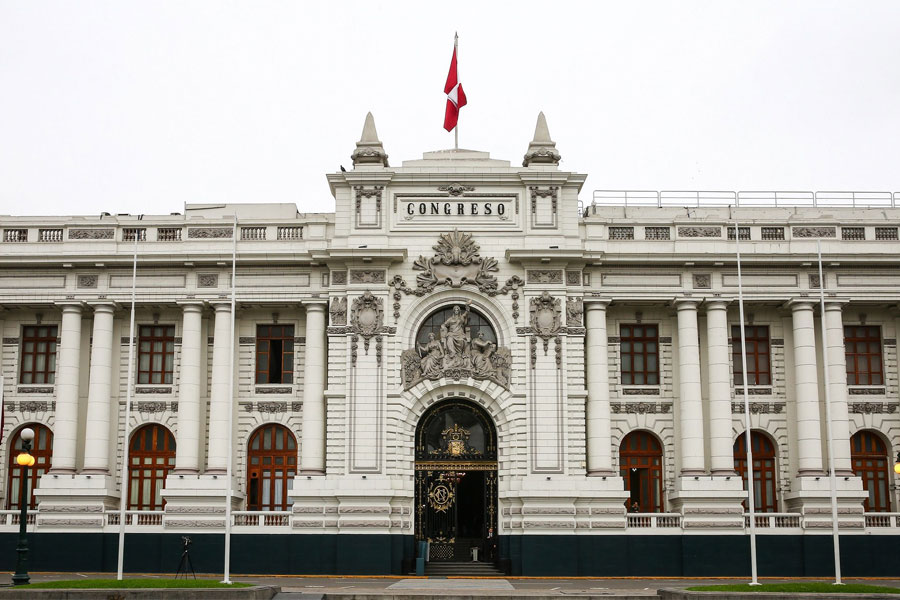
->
[620,431,664,513]
[416,305,497,348]
[733,431,778,513]
[247,424,296,511]
[128,424,176,510]
[6,424,52,509]
[851,431,891,512]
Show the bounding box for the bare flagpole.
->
[817,239,843,585]
[116,219,141,580]
[734,221,759,585]
[454,32,459,151]
[222,216,237,584]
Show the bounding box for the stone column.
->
[706,301,735,475]
[82,303,116,473]
[584,300,614,475]
[51,303,83,473]
[175,303,204,473]
[676,299,705,475]
[823,302,853,475]
[206,303,232,473]
[790,300,824,475]
[300,302,327,474]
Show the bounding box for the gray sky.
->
[1,1,898,216]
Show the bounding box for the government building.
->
[0,114,898,576]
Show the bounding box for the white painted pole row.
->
[222,217,237,584]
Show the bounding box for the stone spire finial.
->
[522,111,561,167]
[351,112,389,167]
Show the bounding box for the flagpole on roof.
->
[454,32,459,151]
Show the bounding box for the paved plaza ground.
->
[3,572,900,597]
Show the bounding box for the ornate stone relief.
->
[808,274,821,289]
[610,402,672,414]
[350,270,385,284]
[135,387,171,395]
[731,402,786,414]
[354,186,383,213]
[332,271,347,285]
[527,270,563,284]
[565,271,581,286]
[187,227,232,239]
[678,226,721,238]
[530,292,562,339]
[692,274,711,289]
[68,229,114,240]
[400,303,511,390]
[566,298,583,326]
[330,297,347,325]
[198,274,218,288]
[136,401,168,413]
[792,226,836,238]
[77,275,98,288]
[529,186,559,213]
[849,402,898,414]
[848,388,886,395]
[349,291,385,358]
[437,183,475,196]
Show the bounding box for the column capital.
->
[673,297,700,310]
[583,298,611,310]
[210,301,233,313]
[87,301,119,314]
[822,298,850,311]
[787,298,816,311]
[302,300,329,312]
[54,301,86,313]
[176,300,208,311]
[704,299,731,311]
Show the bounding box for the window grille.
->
[727,226,751,241]
[842,227,865,241]
[875,227,897,241]
[241,226,266,240]
[38,229,63,242]
[4,229,27,242]
[644,227,670,240]
[760,227,784,240]
[277,226,303,240]
[609,227,634,240]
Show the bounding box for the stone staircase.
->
[424,561,506,577]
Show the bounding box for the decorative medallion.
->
[427,481,455,513]
[429,423,482,458]
[437,183,475,196]
[394,230,504,295]
[349,291,384,355]
[530,291,562,339]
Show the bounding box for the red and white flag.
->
[443,38,467,132]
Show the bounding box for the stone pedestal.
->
[289,475,412,534]
[783,476,867,528]
[34,473,118,529]
[161,474,244,529]
[668,476,747,529]
[504,475,629,532]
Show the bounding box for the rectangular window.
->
[19,325,58,384]
[844,326,883,385]
[609,227,634,240]
[137,325,175,384]
[732,325,771,386]
[761,227,785,241]
[727,226,751,241]
[841,227,865,241]
[875,227,898,241]
[644,227,670,240]
[620,324,659,385]
[255,325,295,384]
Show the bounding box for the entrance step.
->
[424,561,506,576]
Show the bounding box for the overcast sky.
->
[1,1,898,217]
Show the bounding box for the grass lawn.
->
[18,579,252,589]
[686,582,900,594]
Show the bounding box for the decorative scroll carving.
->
[17,388,53,395]
[2,338,19,345]
[849,402,898,414]
[353,185,384,214]
[530,292,562,339]
[529,186,559,213]
[187,227,232,239]
[692,274,711,289]
[238,336,255,345]
[68,229,114,240]
[566,298,583,326]
[678,226,721,238]
[330,297,347,325]
[792,226,836,238]
[849,388,886,395]
[77,275,98,288]
[393,230,503,296]
[350,270,385,284]
[400,303,511,390]
[566,271,581,286]
[198,274,218,288]
[135,387,171,394]
[622,388,660,396]
[527,270,563,284]
[610,402,672,414]
[255,387,292,394]
[332,271,347,285]
[40,518,105,527]
[809,274,821,289]
[136,401,167,413]
[18,400,50,412]
[437,183,475,196]
[731,402,786,414]
[257,402,287,414]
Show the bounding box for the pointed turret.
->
[351,112,389,167]
[522,112,561,167]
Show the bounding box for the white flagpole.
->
[454,32,459,151]
[817,239,843,585]
[117,220,140,580]
[734,221,759,585]
[222,216,237,584]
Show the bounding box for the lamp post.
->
[12,427,35,586]
[894,452,900,476]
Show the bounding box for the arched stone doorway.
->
[415,399,498,563]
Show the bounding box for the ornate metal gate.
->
[414,401,498,562]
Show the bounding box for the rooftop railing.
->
[587,190,900,213]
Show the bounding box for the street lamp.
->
[12,427,35,586]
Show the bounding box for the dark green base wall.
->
[1,533,898,577]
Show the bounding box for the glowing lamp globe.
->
[16,453,32,467]
[26,456,35,467]
[894,462,900,476]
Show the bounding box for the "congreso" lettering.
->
[405,202,506,216]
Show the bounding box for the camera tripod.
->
[175,537,196,580]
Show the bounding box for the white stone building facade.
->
[0,115,898,575]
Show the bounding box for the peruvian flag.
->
[443,41,467,132]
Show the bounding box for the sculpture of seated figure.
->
[417,333,444,378]
[471,331,495,376]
